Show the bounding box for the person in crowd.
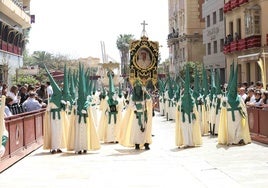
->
[253,90,263,107]
[22,91,43,112]
[18,86,28,105]
[7,85,19,105]
[27,85,36,93]
[4,96,13,117]
[36,84,48,104]
[245,88,255,105]
[119,79,153,150]
[46,81,53,99]
[218,63,251,145]
[255,81,264,93]
[239,87,247,102]
[67,63,100,154]
[260,91,268,110]
[1,84,8,96]
[175,64,202,148]
[98,72,119,143]
[43,67,66,154]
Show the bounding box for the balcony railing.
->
[0,40,22,55]
[238,0,249,6]
[223,35,261,54]
[231,0,239,10]
[223,44,230,54]
[224,1,231,13]
[230,41,238,52]
[246,35,261,49]
[238,39,247,51]
[224,0,249,13]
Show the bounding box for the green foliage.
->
[179,61,202,85]
[14,75,39,86]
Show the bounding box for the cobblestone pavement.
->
[1,112,268,188]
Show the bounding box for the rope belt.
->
[108,105,118,124]
[227,106,244,121]
[50,108,61,120]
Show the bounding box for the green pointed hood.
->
[85,69,92,96]
[77,63,89,123]
[193,66,200,100]
[92,79,97,95]
[69,69,76,104]
[108,71,115,99]
[181,64,194,123]
[202,64,209,97]
[118,83,122,98]
[73,69,79,89]
[227,60,235,93]
[215,69,222,95]
[100,84,106,99]
[158,79,165,95]
[62,64,72,104]
[168,77,174,99]
[44,65,62,107]
[209,69,216,101]
[174,83,181,101]
[227,62,239,109]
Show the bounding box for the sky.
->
[28,0,169,63]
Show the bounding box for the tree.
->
[178,61,202,86]
[32,51,53,69]
[116,34,135,76]
[13,75,39,86]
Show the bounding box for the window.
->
[236,18,241,40]
[213,11,217,24]
[245,5,261,36]
[207,15,210,27]
[213,41,217,53]
[220,39,224,52]
[219,8,223,21]
[207,43,211,55]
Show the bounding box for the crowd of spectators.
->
[239,81,268,110]
[0,81,48,117]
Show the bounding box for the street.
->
[1,111,268,188]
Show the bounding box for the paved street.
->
[1,112,268,188]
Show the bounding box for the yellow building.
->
[168,0,205,76]
[223,0,268,88]
[0,0,32,85]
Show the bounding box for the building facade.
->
[0,0,32,85]
[202,0,226,83]
[168,0,205,77]
[223,0,268,87]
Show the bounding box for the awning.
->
[238,51,268,62]
[237,53,260,62]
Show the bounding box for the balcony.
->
[230,41,238,52]
[231,0,240,10]
[224,0,249,13]
[1,41,8,51]
[238,39,247,51]
[224,36,261,54]
[238,0,249,6]
[0,40,22,55]
[223,44,230,54]
[224,1,231,13]
[246,35,261,49]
